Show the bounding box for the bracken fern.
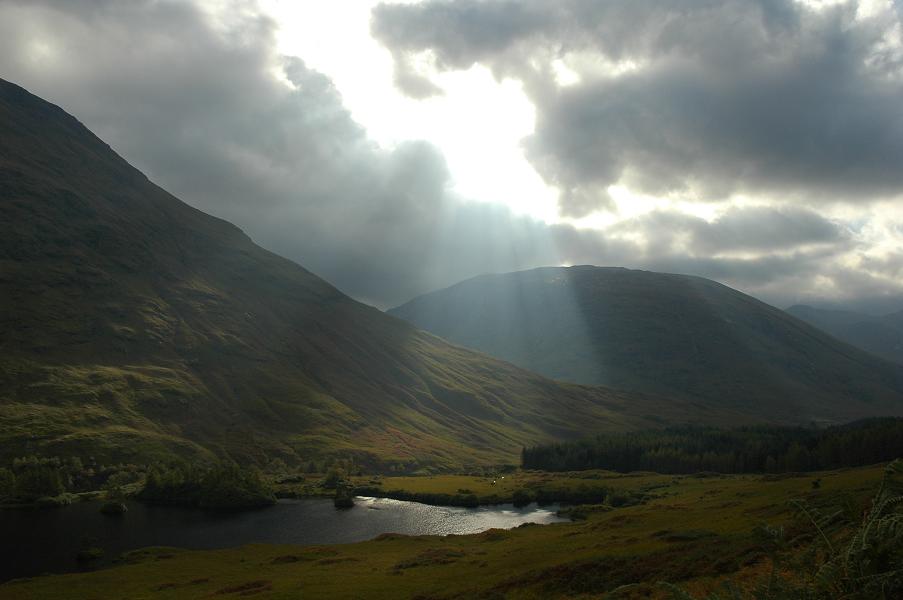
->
[662,459,903,600]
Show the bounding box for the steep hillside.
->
[0,79,722,470]
[787,305,903,364]
[390,266,903,424]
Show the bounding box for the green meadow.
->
[2,463,893,600]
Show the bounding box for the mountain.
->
[0,79,728,470]
[787,305,903,364]
[389,266,903,425]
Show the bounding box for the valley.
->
[0,77,714,472]
[1,462,898,599]
[1,53,902,600]
[390,266,903,424]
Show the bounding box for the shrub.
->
[100,501,127,515]
[333,483,355,508]
[138,462,276,509]
[662,459,903,599]
[0,467,14,500]
[608,490,640,508]
[511,489,534,508]
[321,468,346,489]
[196,464,275,509]
[459,493,479,508]
[14,464,64,501]
[76,547,104,563]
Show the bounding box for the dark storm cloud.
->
[611,206,849,255]
[0,0,894,309]
[0,0,571,306]
[591,208,859,307]
[373,0,903,216]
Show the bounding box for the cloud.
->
[0,0,898,311]
[611,206,849,255]
[0,0,571,306]
[373,0,903,217]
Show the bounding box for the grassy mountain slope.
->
[389,266,903,425]
[0,79,722,470]
[787,304,903,364]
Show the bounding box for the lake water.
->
[0,497,565,581]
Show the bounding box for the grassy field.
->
[346,469,673,506]
[1,464,888,599]
[274,468,672,506]
[371,470,673,497]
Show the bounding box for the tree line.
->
[0,455,276,510]
[0,455,142,504]
[521,418,903,474]
[138,462,276,509]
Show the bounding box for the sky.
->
[1,0,903,311]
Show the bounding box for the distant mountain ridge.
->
[0,78,724,470]
[390,266,903,425]
[787,305,903,364]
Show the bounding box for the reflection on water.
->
[0,497,564,581]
